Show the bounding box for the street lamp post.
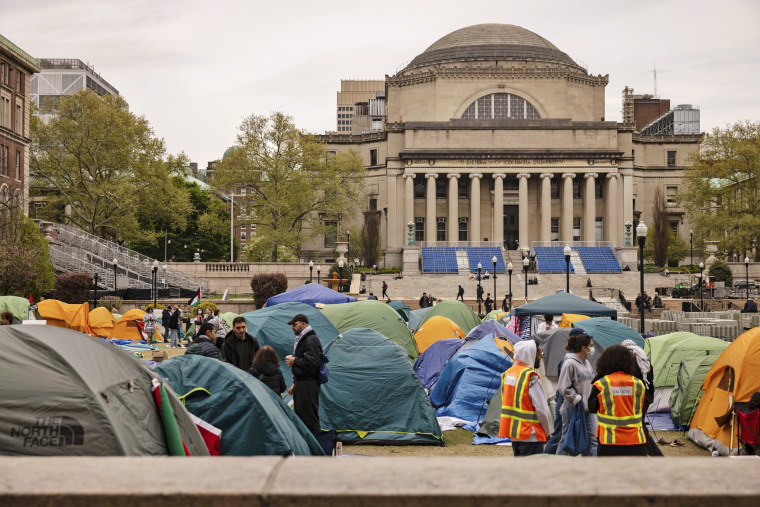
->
[492,256,497,303]
[162,264,167,290]
[507,262,513,311]
[690,229,693,270]
[699,261,705,311]
[637,222,647,336]
[317,265,321,285]
[338,260,344,293]
[523,256,529,300]
[563,245,571,293]
[93,272,99,308]
[347,231,350,261]
[152,260,159,309]
[309,261,314,283]
[477,262,482,315]
[164,235,171,263]
[112,258,118,291]
[746,257,751,302]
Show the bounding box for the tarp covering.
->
[321,328,442,445]
[0,325,208,456]
[413,338,465,390]
[0,296,30,321]
[89,307,117,338]
[408,307,432,332]
[669,355,719,427]
[265,283,356,307]
[513,292,617,318]
[689,327,760,454]
[648,333,728,388]
[429,334,514,423]
[108,309,162,342]
[414,316,465,354]
[387,301,411,322]
[418,300,482,335]
[559,313,590,328]
[320,300,418,361]
[465,320,520,343]
[156,355,323,456]
[243,302,340,390]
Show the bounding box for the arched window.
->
[461,93,541,120]
[0,185,9,204]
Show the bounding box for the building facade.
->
[305,24,700,266]
[0,34,40,215]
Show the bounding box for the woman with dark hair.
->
[556,332,598,456]
[248,346,286,395]
[588,345,647,456]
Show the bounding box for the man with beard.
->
[285,313,323,433]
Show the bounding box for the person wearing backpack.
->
[249,346,286,395]
[285,313,323,433]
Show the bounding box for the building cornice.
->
[632,133,704,144]
[388,65,608,88]
[404,119,618,130]
[399,149,623,161]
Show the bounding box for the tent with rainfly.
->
[413,338,466,391]
[38,300,92,334]
[108,309,162,342]
[156,355,323,456]
[242,302,341,392]
[89,307,117,338]
[418,300,482,336]
[0,295,31,322]
[414,316,465,354]
[689,327,760,455]
[265,283,356,307]
[387,301,412,322]
[669,355,721,428]
[429,334,514,423]
[320,328,443,445]
[0,325,208,456]
[320,300,418,361]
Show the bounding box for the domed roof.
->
[222,146,238,159]
[405,24,581,71]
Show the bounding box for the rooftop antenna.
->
[643,61,668,98]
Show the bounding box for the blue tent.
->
[265,283,356,307]
[156,355,323,456]
[408,307,432,332]
[242,302,341,391]
[574,317,644,349]
[465,320,520,343]
[321,328,442,445]
[429,335,514,423]
[413,338,465,390]
[387,300,411,322]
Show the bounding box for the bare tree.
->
[652,187,669,267]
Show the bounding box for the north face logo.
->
[10,416,85,448]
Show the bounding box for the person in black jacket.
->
[162,306,172,342]
[186,323,221,359]
[249,346,286,395]
[221,316,260,371]
[285,313,323,433]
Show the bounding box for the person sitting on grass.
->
[248,345,287,395]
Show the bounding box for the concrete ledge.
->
[1,457,759,506]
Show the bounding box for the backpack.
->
[317,354,329,384]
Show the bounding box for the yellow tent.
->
[414,316,465,354]
[559,313,591,328]
[89,306,117,338]
[107,309,163,341]
[38,300,92,334]
[689,327,760,454]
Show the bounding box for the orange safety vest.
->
[499,363,546,441]
[592,372,646,445]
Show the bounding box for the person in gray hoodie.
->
[555,332,598,456]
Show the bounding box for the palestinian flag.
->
[28,292,34,304]
[151,378,191,456]
[188,287,202,308]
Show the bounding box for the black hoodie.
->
[248,362,286,395]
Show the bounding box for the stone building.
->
[303,24,701,266]
[0,34,39,215]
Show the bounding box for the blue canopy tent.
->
[413,338,466,390]
[265,284,356,307]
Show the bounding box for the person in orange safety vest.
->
[588,344,647,456]
[499,339,552,456]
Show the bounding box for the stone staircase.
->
[569,250,586,275]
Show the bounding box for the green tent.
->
[387,301,411,322]
[320,300,418,361]
[645,332,698,364]
[0,325,209,456]
[514,292,617,318]
[408,307,432,332]
[243,302,341,390]
[220,312,239,328]
[321,328,443,445]
[571,317,644,349]
[649,333,729,388]
[669,355,720,427]
[0,295,30,321]
[418,300,482,335]
[156,355,323,456]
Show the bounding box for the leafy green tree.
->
[30,90,192,245]
[242,235,298,262]
[680,121,760,256]
[651,187,669,268]
[0,205,55,299]
[211,112,366,261]
[708,259,733,287]
[667,231,689,266]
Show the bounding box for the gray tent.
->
[0,325,208,456]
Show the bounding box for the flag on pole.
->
[151,379,191,456]
[28,292,34,304]
[188,287,202,308]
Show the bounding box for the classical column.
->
[517,173,530,249]
[562,173,575,242]
[607,173,620,245]
[584,173,598,241]
[403,172,415,228]
[447,174,459,242]
[425,173,437,242]
[470,173,483,242]
[622,169,634,238]
[540,173,552,242]
[386,174,398,249]
[492,173,505,245]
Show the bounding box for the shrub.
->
[198,301,217,313]
[145,303,165,312]
[99,295,123,311]
[250,273,288,309]
[55,273,93,304]
[708,259,733,287]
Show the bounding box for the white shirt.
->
[536,321,558,333]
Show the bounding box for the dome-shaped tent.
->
[414,316,465,354]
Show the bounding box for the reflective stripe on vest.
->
[593,373,645,445]
[499,363,543,441]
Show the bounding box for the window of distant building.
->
[15,101,22,133]
[551,218,559,241]
[666,186,678,205]
[415,217,424,242]
[458,217,468,241]
[667,151,677,167]
[370,149,378,166]
[550,178,560,199]
[670,222,679,234]
[437,217,446,241]
[596,218,604,241]
[595,178,603,199]
[458,177,469,199]
[436,177,447,198]
[15,151,20,180]
[573,179,581,199]
[324,220,337,248]
[369,198,377,211]
[573,217,581,241]
[413,175,425,198]
[461,93,541,120]
[240,232,246,241]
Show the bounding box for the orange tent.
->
[688,327,760,455]
[89,306,117,338]
[559,313,591,328]
[108,309,163,342]
[37,300,92,334]
[414,316,465,354]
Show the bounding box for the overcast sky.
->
[5,0,759,165]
